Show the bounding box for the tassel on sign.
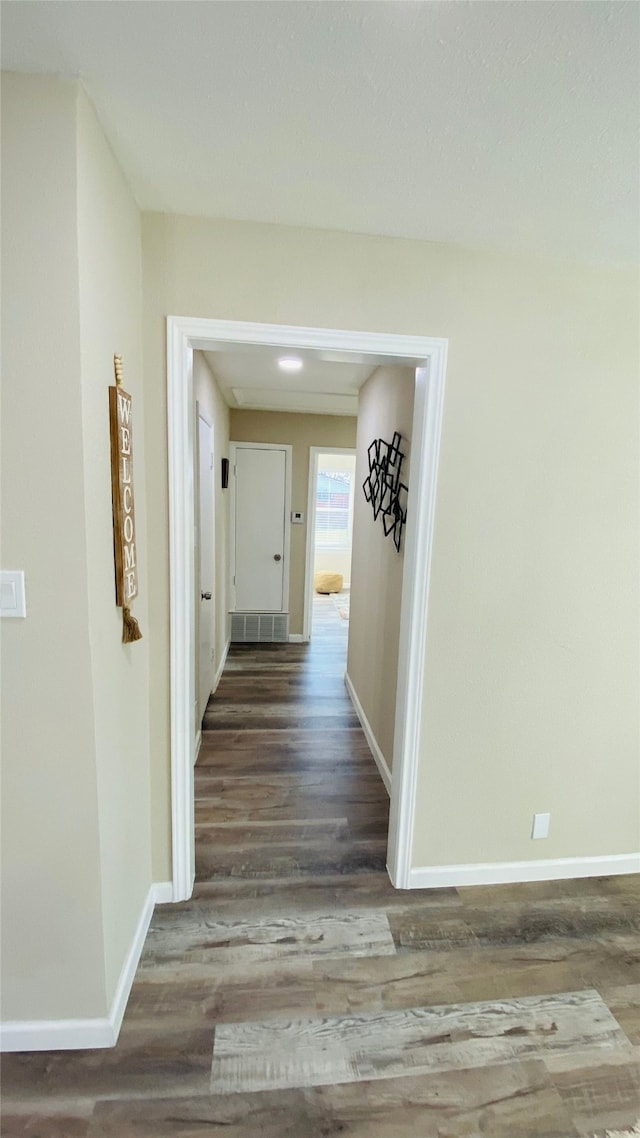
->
[122,605,143,643]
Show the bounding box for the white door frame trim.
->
[167,317,448,898]
[386,365,445,887]
[303,446,356,643]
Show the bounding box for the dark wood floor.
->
[2,595,640,1136]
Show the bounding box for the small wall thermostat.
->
[291,511,305,524]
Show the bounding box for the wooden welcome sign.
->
[109,355,142,643]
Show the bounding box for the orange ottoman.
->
[314,571,343,594]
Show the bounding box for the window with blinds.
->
[315,470,354,550]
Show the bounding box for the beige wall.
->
[76,89,151,1005]
[143,212,639,878]
[229,410,357,634]
[1,73,106,1020]
[194,351,231,679]
[1,74,151,1024]
[348,367,415,770]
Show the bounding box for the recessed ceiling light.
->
[278,356,303,372]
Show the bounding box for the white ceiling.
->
[203,348,373,416]
[2,0,638,266]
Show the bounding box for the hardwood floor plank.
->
[195,836,388,879]
[544,1046,640,1136]
[193,814,390,841]
[194,801,386,824]
[87,1088,333,1137]
[125,958,317,1029]
[209,989,629,1094]
[202,716,361,732]
[0,1026,214,1105]
[304,1062,580,1138]
[194,770,388,792]
[313,947,467,1014]
[87,1061,580,1137]
[456,898,639,945]
[458,876,640,907]
[139,911,396,966]
[0,1109,92,1138]
[388,894,640,951]
[198,725,374,743]
[313,935,640,1016]
[600,981,640,1045]
[194,818,351,843]
[186,875,465,914]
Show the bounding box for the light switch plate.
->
[531,812,551,840]
[0,571,26,618]
[291,511,305,524]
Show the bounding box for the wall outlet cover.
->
[0,570,26,618]
[532,812,551,840]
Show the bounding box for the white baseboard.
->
[195,641,230,765]
[344,671,391,796]
[408,852,640,891]
[151,880,175,904]
[0,880,172,1052]
[288,633,307,643]
[212,639,230,692]
[106,881,159,1045]
[0,1015,116,1053]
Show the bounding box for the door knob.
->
[273,554,282,562]
[201,591,212,600]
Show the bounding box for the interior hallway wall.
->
[142,213,639,883]
[76,88,152,1006]
[229,410,357,636]
[348,367,415,771]
[1,72,106,1022]
[1,73,152,1027]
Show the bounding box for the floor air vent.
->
[231,613,289,643]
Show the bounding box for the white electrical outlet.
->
[0,570,26,618]
[531,812,551,840]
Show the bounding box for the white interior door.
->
[198,414,215,720]
[233,445,288,612]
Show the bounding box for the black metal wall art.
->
[362,431,407,552]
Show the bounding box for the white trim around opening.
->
[166,318,448,899]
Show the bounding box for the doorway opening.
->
[304,448,356,642]
[167,317,448,899]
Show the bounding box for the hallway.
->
[2,597,640,1135]
[196,593,388,881]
